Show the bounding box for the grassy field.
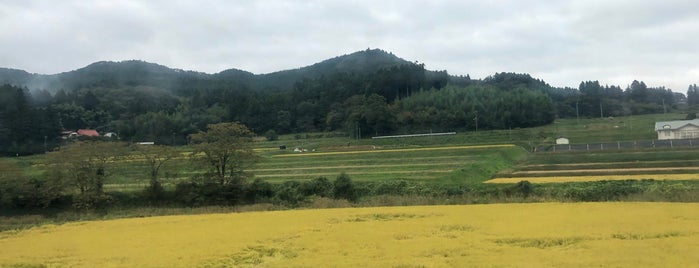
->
[254,113,686,149]
[1,202,697,267]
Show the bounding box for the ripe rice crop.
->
[486,173,699,184]
[1,202,698,267]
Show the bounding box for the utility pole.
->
[474,110,479,133]
[575,101,579,124]
[600,101,603,118]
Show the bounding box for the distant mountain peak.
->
[313,48,411,71]
[214,68,255,78]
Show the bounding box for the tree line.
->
[0,66,696,156]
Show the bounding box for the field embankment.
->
[1,202,697,267]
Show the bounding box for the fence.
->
[536,138,699,152]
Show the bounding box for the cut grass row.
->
[518,160,699,171]
[493,147,699,183]
[486,174,699,184]
[522,148,699,165]
[502,167,699,177]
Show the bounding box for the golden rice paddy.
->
[1,202,698,267]
[486,173,699,184]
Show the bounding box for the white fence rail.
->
[372,132,457,139]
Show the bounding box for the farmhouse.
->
[654,119,699,140]
[77,129,100,137]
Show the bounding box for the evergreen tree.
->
[688,84,699,107]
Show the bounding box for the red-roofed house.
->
[77,129,100,137]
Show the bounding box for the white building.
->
[655,119,699,140]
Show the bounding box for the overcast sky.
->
[2,0,698,93]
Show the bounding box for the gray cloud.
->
[1,0,697,92]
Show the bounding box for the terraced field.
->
[1,202,697,267]
[43,144,525,192]
[252,145,521,183]
[488,149,699,184]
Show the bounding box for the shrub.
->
[72,193,113,210]
[245,179,274,204]
[373,180,409,195]
[299,177,333,197]
[142,180,166,204]
[558,181,646,201]
[265,130,279,141]
[333,173,357,202]
[173,181,203,206]
[273,181,304,206]
[173,178,248,207]
[503,180,533,198]
[0,171,66,210]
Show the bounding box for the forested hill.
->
[251,49,414,90]
[0,48,694,156]
[0,61,207,93]
[0,48,417,93]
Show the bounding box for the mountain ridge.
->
[0,48,422,92]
